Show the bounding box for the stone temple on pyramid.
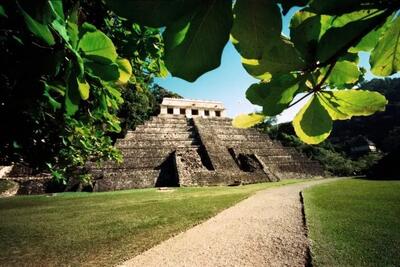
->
[91,98,324,191]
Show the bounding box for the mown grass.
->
[303,178,400,267]
[0,179,306,266]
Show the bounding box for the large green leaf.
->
[0,4,7,18]
[246,74,301,116]
[325,60,360,88]
[231,0,281,59]
[17,2,55,46]
[309,0,382,15]
[104,0,199,27]
[316,11,389,64]
[319,89,387,120]
[232,113,266,128]
[290,12,321,62]
[293,94,332,144]
[370,16,400,76]
[116,58,133,84]
[78,30,117,63]
[331,10,392,53]
[65,75,81,115]
[48,0,64,20]
[242,37,306,79]
[84,60,120,81]
[163,0,232,82]
[67,21,79,49]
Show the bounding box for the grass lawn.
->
[0,179,305,266]
[303,178,400,267]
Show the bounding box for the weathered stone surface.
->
[2,100,323,194]
[92,113,323,191]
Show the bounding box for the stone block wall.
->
[1,115,324,194]
[91,115,324,191]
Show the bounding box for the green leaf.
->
[66,22,79,50]
[116,58,132,84]
[232,113,266,128]
[246,74,301,116]
[319,89,387,120]
[104,0,199,28]
[326,60,360,87]
[370,16,400,76]
[84,60,120,81]
[158,60,169,78]
[48,0,65,20]
[290,12,321,62]
[309,0,382,15]
[293,94,332,144]
[163,0,232,82]
[103,83,123,105]
[44,82,63,111]
[77,79,90,100]
[331,10,393,53]
[316,11,389,64]
[78,30,117,63]
[51,19,69,42]
[0,5,7,18]
[81,22,97,33]
[231,0,281,59]
[17,2,55,46]
[242,37,305,79]
[65,75,81,115]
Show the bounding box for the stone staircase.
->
[91,116,324,191]
[91,116,208,191]
[193,117,323,180]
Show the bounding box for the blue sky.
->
[154,8,392,122]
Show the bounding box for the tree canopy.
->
[0,1,166,182]
[104,0,399,144]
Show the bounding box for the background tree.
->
[0,0,167,183]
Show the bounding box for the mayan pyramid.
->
[91,98,323,191]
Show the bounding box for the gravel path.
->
[120,179,336,267]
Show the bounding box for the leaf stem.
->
[288,62,336,108]
[287,9,395,109]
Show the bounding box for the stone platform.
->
[91,116,324,191]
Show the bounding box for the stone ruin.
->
[90,98,324,191]
[0,98,324,195]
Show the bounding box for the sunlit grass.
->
[304,178,400,267]
[0,179,306,266]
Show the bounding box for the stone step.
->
[271,161,324,174]
[209,128,261,135]
[196,121,232,126]
[226,140,275,148]
[140,123,192,128]
[116,140,201,148]
[216,134,269,142]
[233,147,292,155]
[148,117,189,124]
[195,117,231,122]
[95,170,160,191]
[151,115,188,121]
[119,146,200,158]
[124,132,198,140]
[130,126,195,133]
[261,155,293,160]
[91,156,167,169]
